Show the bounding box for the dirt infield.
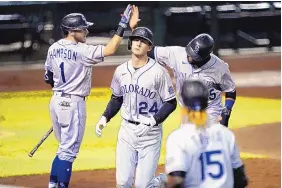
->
[0,53,280,187]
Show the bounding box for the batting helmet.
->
[181,80,209,111]
[186,33,214,62]
[128,27,154,50]
[61,13,94,32]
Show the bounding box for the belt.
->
[124,119,140,125]
[124,119,159,127]
[55,92,86,101]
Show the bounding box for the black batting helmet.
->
[186,33,214,62]
[61,13,94,32]
[128,27,154,50]
[181,80,209,111]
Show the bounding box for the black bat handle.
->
[28,127,53,157]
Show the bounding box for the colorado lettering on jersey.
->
[121,84,156,99]
[49,48,77,61]
[175,72,188,80]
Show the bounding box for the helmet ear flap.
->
[127,39,132,51]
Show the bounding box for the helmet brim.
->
[129,35,153,46]
[86,21,94,27]
[61,21,95,31]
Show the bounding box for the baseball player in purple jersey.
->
[44,5,135,188]
[95,26,177,188]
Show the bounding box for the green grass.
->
[0,89,280,177]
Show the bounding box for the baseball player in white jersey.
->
[44,5,135,188]
[130,11,236,127]
[165,80,248,188]
[147,34,236,127]
[95,27,177,188]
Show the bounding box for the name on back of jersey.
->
[49,48,78,61]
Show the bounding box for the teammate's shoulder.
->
[167,129,184,144]
[156,46,186,53]
[151,58,170,72]
[168,125,196,141]
[48,40,61,50]
[211,54,224,63]
[211,54,229,69]
[210,123,235,137]
[115,60,130,71]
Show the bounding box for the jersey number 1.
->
[199,150,224,181]
[59,62,66,83]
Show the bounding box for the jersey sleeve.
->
[231,144,243,169]
[158,68,176,102]
[44,49,53,72]
[165,132,189,174]
[81,44,105,65]
[228,130,243,169]
[220,63,236,92]
[154,46,182,69]
[110,68,122,97]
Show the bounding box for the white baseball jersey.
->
[154,46,236,120]
[165,123,243,188]
[44,39,104,97]
[112,58,176,187]
[110,58,176,124]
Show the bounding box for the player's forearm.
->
[44,69,54,88]
[102,94,123,123]
[233,165,248,188]
[166,174,184,188]
[104,33,123,56]
[225,90,236,109]
[220,90,236,127]
[153,98,177,124]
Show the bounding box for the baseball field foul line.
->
[0,185,27,188]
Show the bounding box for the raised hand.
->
[119,4,133,29]
[129,5,140,31]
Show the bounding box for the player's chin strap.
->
[220,90,236,127]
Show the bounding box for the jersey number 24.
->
[199,150,224,181]
[139,101,158,114]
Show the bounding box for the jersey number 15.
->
[199,150,224,181]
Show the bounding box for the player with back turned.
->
[165,79,248,188]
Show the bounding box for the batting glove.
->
[119,4,132,28]
[220,106,232,127]
[134,115,156,137]
[95,116,107,137]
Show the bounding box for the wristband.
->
[116,26,125,37]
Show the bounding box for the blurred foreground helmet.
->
[181,79,209,111]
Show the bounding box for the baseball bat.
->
[28,127,53,158]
